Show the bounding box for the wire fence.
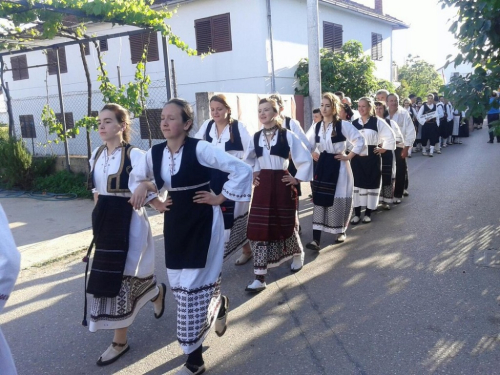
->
[10,79,174,157]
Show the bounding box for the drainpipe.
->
[266,0,276,93]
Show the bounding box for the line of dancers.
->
[83,89,467,374]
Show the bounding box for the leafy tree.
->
[397,56,444,98]
[376,79,396,94]
[295,40,381,100]
[439,0,500,123]
[395,79,410,102]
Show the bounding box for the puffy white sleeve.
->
[0,205,20,313]
[194,119,211,140]
[129,148,164,203]
[286,130,313,182]
[417,106,429,126]
[290,119,313,152]
[305,122,318,152]
[238,122,253,155]
[401,111,416,147]
[243,134,261,173]
[88,146,101,194]
[377,118,396,151]
[341,121,365,155]
[389,119,404,147]
[196,141,252,202]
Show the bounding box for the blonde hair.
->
[101,103,131,143]
[259,98,283,126]
[358,97,376,117]
[322,92,341,123]
[210,94,235,142]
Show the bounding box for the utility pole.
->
[307,0,321,111]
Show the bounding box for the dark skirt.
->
[210,169,235,229]
[351,145,381,190]
[312,152,341,207]
[247,169,298,242]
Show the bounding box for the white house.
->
[2,0,408,156]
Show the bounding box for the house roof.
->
[157,0,409,30]
[321,0,409,30]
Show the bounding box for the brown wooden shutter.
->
[140,109,163,139]
[333,24,343,53]
[130,32,159,64]
[371,33,383,61]
[212,13,232,53]
[11,56,20,81]
[99,39,108,52]
[47,48,68,75]
[195,18,212,55]
[19,115,36,138]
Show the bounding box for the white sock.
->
[430,145,435,154]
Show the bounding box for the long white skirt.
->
[313,161,354,234]
[167,206,224,354]
[89,208,157,332]
[353,186,381,210]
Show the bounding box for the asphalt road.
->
[1,128,499,375]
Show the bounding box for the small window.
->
[47,47,68,75]
[323,22,343,53]
[140,109,163,139]
[11,55,29,81]
[55,112,75,138]
[99,39,108,52]
[129,32,159,64]
[82,41,91,56]
[19,115,36,138]
[371,33,383,61]
[195,13,232,55]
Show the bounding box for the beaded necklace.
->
[263,125,278,150]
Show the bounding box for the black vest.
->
[423,103,437,124]
[285,116,292,130]
[88,143,135,193]
[352,116,379,132]
[254,128,290,159]
[151,137,211,190]
[314,120,346,144]
[204,119,244,152]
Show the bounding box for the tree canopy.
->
[397,56,444,98]
[295,40,391,102]
[439,0,500,116]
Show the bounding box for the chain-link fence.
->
[10,79,175,157]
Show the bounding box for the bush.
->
[33,170,92,199]
[31,156,57,179]
[0,137,32,189]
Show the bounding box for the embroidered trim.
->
[168,181,210,191]
[0,294,10,301]
[222,186,252,198]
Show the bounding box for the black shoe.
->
[306,240,320,251]
[487,140,494,143]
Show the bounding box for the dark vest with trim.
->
[204,119,244,152]
[151,137,213,269]
[352,116,379,133]
[314,121,346,144]
[423,103,437,125]
[88,144,135,193]
[254,128,290,159]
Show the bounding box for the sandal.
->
[235,252,252,266]
[96,341,129,366]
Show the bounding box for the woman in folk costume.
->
[374,100,401,211]
[85,104,166,366]
[350,97,396,224]
[244,98,313,293]
[0,204,21,375]
[195,94,253,266]
[304,93,364,251]
[452,105,464,144]
[417,93,441,157]
[129,99,252,375]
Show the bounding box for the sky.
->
[355,0,462,69]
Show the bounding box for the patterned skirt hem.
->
[312,224,346,234]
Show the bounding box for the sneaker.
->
[403,190,409,197]
[394,199,402,204]
[215,296,229,337]
[350,215,361,225]
[429,153,434,157]
[381,202,391,210]
[487,140,493,143]
[96,342,130,366]
[336,233,346,243]
[291,254,304,273]
[436,150,441,154]
[442,143,447,148]
[362,216,372,223]
[245,279,266,293]
[422,151,428,156]
[306,240,320,251]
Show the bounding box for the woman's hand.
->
[193,191,226,206]
[335,154,352,161]
[129,183,149,210]
[374,147,387,154]
[282,174,299,186]
[149,197,173,213]
[312,152,320,162]
[253,171,261,187]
